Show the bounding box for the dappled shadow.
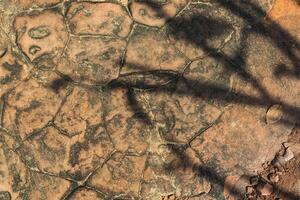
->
[164,143,300,199]
[48,0,300,199]
[122,0,300,199]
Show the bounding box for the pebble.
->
[272,147,294,167]
[282,147,294,162]
[268,173,279,183]
[265,104,283,124]
[258,183,273,196]
[246,186,255,194]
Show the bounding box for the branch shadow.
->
[48,0,300,199]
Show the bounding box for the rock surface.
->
[0,0,299,199]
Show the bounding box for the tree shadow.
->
[49,0,300,199]
[122,0,300,199]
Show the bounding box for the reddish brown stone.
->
[14,10,68,68]
[67,2,133,37]
[190,105,290,175]
[3,71,66,139]
[104,87,150,153]
[54,86,103,137]
[70,188,104,200]
[0,140,29,200]
[129,0,188,27]
[224,175,249,200]
[23,126,114,180]
[167,2,235,60]
[122,25,188,73]
[267,0,300,41]
[140,147,210,199]
[0,47,32,97]
[23,171,71,200]
[57,36,126,85]
[89,152,147,198]
[134,80,222,143]
[19,0,61,9]
[183,56,232,106]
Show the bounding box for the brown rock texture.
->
[0,0,299,199]
[67,2,133,37]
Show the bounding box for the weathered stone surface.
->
[70,188,104,200]
[89,152,147,198]
[104,87,150,153]
[0,47,32,97]
[267,0,300,41]
[1,0,299,199]
[231,32,300,122]
[57,36,126,85]
[54,86,103,137]
[167,2,237,60]
[0,138,29,200]
[21,171,70,200]
[122,25,188,73]
[129,0,188,27]
[183,56,232,106]
[190,105,291,176]
[23,126,114,180]
[224,175,249,200]
[18,0,61,9]
[134,80,222,143]
[67,2,133,37]
[140,147,211,199]
[3,71,66,139]
[14,10,68,68]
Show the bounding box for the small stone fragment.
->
[266,104,284,124]
[246,186,255,194]
[268,173,279,183]
[257,183,273,196]
[282,147,294,162]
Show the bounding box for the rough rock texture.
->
[0,0,299,199]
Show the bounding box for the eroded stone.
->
[57,36,126,85]
[0,139,29,200]
[104,87,150,153]
[54,86,103,137]
[140,147,210,199]
[3,71,66,139]
[89,152,147,198]
[21,171,71,200]
[0,48,32,97]
[70,188,104,200]
[267,0,300,41]
[23,126,114,180]
[14,10,68,68]
[129,0,188,27]
[167,2,236,60]
[183,56,232,106]
[19,0,61,9]
[122,25,188,73]
[134,79,222,143]
[67,2,133,37]
[191,105,290,176]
